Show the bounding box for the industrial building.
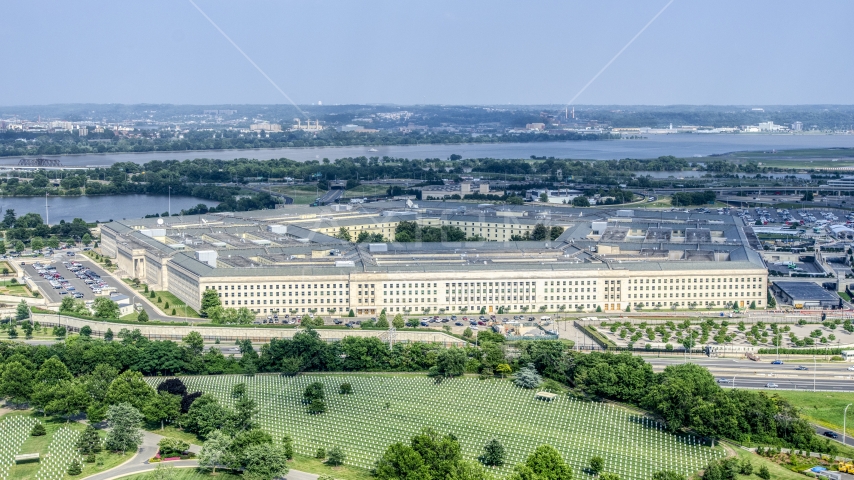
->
[770,281,841,310]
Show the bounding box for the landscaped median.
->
[29,312,468,345]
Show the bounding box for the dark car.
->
[824,431,839,439]
[454,321,464,326]
[795,365,808,371]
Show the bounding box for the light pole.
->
[168,186,171,217]
[844,403,852,447]
[813,355,817,392]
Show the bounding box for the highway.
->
[645,357,854,392]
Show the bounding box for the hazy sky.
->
[1,1,852,106]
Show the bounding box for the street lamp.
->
[813,355,817,392]
[844,403,852,447]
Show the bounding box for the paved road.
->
[84,429,318,480]
[645,357,854,392]
[811,424,854,449]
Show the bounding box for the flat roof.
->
[774,282,839,302]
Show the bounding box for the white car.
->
[847,366,854,371]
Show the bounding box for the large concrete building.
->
[100,201,768,317]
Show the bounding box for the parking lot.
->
[20,254,153,316]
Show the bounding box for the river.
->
[0,195,217,223]
[3,134,854,166]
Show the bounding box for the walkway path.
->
[83,429,318,480]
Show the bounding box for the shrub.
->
[31,423,46,436]
[67,460,83,475]
[339,383,353,395]
[326,446,345,466]
[514,363,542,389]
[315,448,326,459]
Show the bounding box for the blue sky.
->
[1,1,852,105]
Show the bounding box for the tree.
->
[77,425,103,455]
[480,439,506,467]
[82,233,92,246]
[104,328,114,341]
[79,325,92,338]
[652,471,686,480]
[242,444,290,480]
[104,403,144,454]
[143,391,182,430]
[431,347,467,378]
[44,379,91,421]
[281,434,294,460]
[14,240,24,253]
[231,395,258,432]
[514,364,542,389]
[757,465,771,480]
[201,289,222,317]
[392,313,405,329]
[375,442,430,480]
[137,309,149,322]
[599,474,620,480]
[199,430,231,473]
[183,394,230,438]
[509,445,573,480]
[531,224,549,241]
[31,422,46,436]
[16,300,29,321]
[326,446,346,466]
[30,237,44,251]
[307,399,327,415]
[572,196,590,207]
[539,193,548,203]
[589,455,604,474]
[92,297,120,319]
[105,371,154,411]
[158,437,190,456]
[0,361,33,407]
[21,321,32,339]
[0,241,5,255]
[67,459,83,476]
[336,227,352,241]
[303,382,325,403]
[495,364,512,378]
[183,331,204,355]
[339,383,353,395]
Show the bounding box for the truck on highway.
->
[746,352,761,361]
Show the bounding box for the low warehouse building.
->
[771,281,841,309]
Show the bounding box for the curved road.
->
[84,430,318,480]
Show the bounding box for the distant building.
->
[340,124,378,133]
[250,122,282,132]
[527,188,583,204]
[421,182,497,199]
[77,126,88,136]
[792,121,803,131]
[525,123,546,131]
[291,119,323,131]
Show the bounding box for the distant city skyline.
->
[1,1,852,106]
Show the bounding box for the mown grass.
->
[112,467,241,480]
[773,390,854,439]
[151,291,201,318]
[4,411,131,480]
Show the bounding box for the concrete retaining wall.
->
[32,313,466,346]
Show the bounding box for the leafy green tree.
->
[14,240,24,253]
[589,456,604,473]
[44,379,91,421]
[199,430,231,473]
[495,364,512,378]
[307,399,327,414]
[158,437,190,456]
[79,325,92,338]
[92,297,120,319]
[182,394,230,439]
[599,474,620,480]
[201,289,222,317]
[183,331,204,355]
[572,196,590,207]
[375,442,430,480]
[137,309,149,322]
[530,224,549,241]
[242,444,290,480]
[31,422,46,436]
[82,233,92,246]
[326,445,346,466]
[0,361,33,407]
[104,403,144,454]
[143,391,182,430]
[509,445,573,480]
[281,434,294,460]
[336,227,352,241]
[0,240,6,255]
[392,313,405,329]
[16,300,29,321]
[339,383,353,395]
[30,237,44,251]
[651,471,686,480]
[303,382,325,403]
[104,328,114,341]
[480,439,506,466]
[431,347,467,377]
[757,465,771,480]
[105,370,154,411]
